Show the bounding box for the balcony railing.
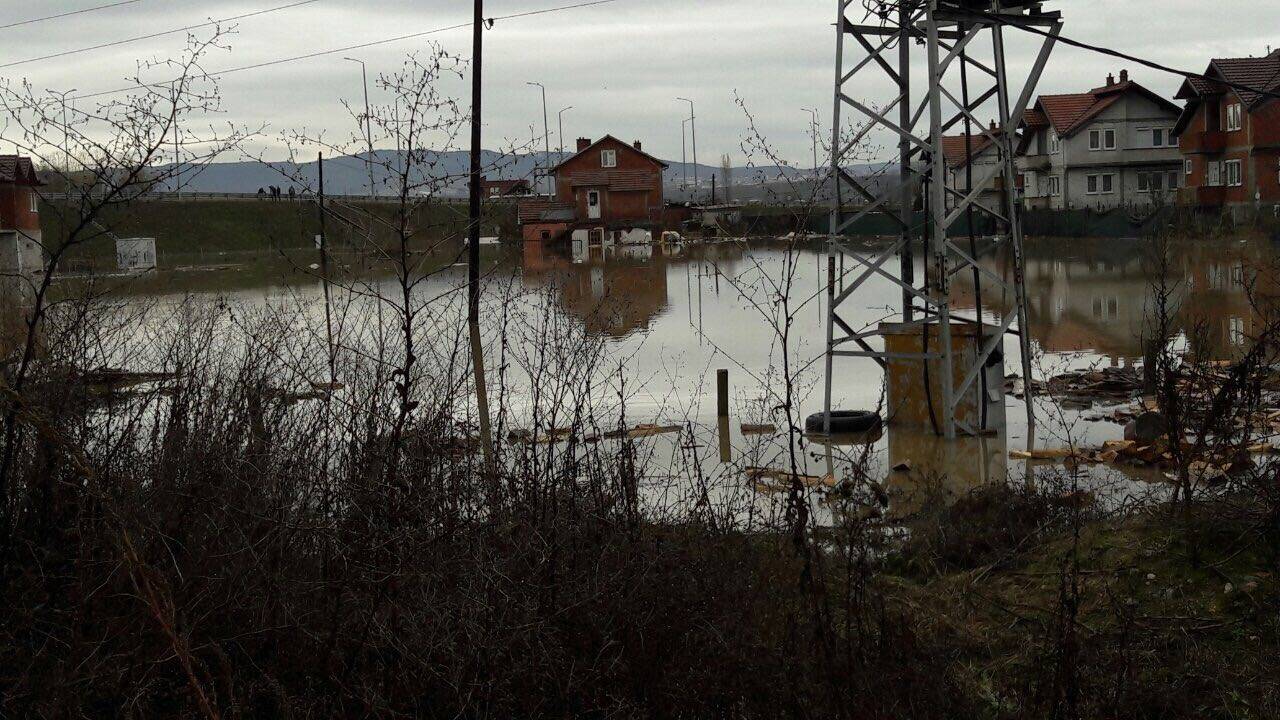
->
[1020,154,1052,171]
[1182,130,1227,155]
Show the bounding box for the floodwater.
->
[34,233,1276,515]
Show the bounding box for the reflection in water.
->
[48,234,1277,511]
[954,237,1275,364]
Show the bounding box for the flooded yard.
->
[41,233,1278,516]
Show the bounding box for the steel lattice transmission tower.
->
[821,0,1062,439]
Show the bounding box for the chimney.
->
[633,140,643,151]
[1119,69,1129,83]
[576,137,591,152]
[1106,73,1115,87]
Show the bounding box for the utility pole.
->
[527,81,550,194]
[173,106,181,200]
[317,153,335,385]
[57,90,76,175]
[557,105,573,160]
[678,97,697,200]
[469,0,496,476]
[345,57,376,199]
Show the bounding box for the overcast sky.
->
[4,1,1277,166]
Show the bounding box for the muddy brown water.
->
[31,234,1276,516]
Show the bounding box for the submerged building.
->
[519,135,668,244]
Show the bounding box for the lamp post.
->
[526,81,550,194]
[681,117,690,195]
[803,107,819,179]
[677,97,697,200]
[557,105,573,160]
[53,88,77,174]
[344,57,376,199]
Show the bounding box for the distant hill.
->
[159,150,891,201]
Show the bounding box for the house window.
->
[1048,131,1060,153]
[601,149,617,168]
[1185,159,1193,176]
[1227,103,1243,131]
[489,187,499,196]
[1089,128,1117,151]
[1225,159,1242,186]
[1048,175,1061,196]
[1229,317,1245,346]
[1151,128,1165,147]
[1085,174,1116,193]
[1087,174,1115,194]
[1140,172,1176,193]
[28,191,38,213]
[540,230,550,241]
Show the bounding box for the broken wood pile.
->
[746,466,837,494]
[1010,439,1270,480]
[507,423,684,445]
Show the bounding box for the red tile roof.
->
[0,156,44,186]
[941,133,997,169]
[549,134,669,172]
[1026,75,1181,138]
[517,198,575,223]
[1177,52,1280,108]
[1022,109,1049,128]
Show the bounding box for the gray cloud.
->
[5,0,1276,165]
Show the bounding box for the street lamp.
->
[344,57,376,199]
[802,107,819,179]
[681,117,691,193]
[526,81,550,194]
[557,105,573,160]
[51,88,77,174]
[676,97,697,200]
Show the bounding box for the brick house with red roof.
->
[480,177,532,198]
[1017,70,1183,211]
[1174,50,1280,216]
[941,124,1019,215]
[518,135,667,244]
[0,155,44,273]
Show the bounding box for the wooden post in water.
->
[718,368,731,462]
[717,369,729,418]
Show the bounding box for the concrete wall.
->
[946,145,1005,215]
[0,231,43,273]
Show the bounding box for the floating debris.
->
[745,466,837,492]
[1011,439,1259,479]
[605,423,683,439]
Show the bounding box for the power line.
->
[983,11,1280,104]
[0,0,145,30]
[0,0,323,70]
[62,0,624,104]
